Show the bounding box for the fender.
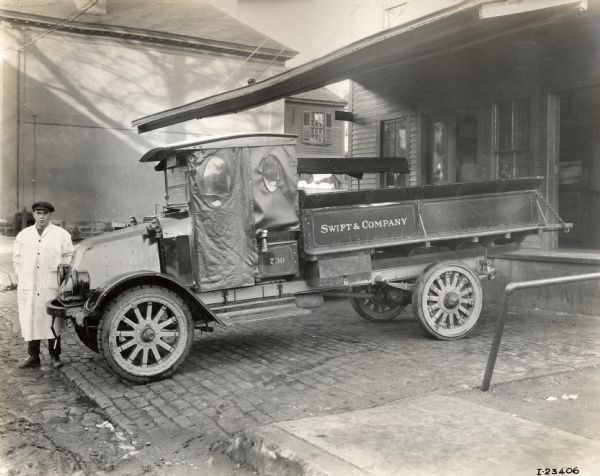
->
[84,270,224,326]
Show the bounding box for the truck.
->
[48,133,568,383]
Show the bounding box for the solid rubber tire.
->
[412,261,483,340]
[97,285,193,384]
[350,287,406,322]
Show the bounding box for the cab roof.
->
[139,133,297,164]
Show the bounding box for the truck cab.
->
[146,133,302,291]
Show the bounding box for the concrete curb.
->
[228,389,600,476]
[229,425,364,476]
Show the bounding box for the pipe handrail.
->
[505,271,600,295]
[482,271,600,391]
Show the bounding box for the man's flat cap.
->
[32,201,55,213]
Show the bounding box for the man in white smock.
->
[13,201,74,369]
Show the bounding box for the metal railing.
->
[481,271,600,391]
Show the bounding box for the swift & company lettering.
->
[320,217,409,234]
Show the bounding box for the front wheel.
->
[97,285,193,383]
[412,261,483,340]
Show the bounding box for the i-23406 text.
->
[536,468,579,475]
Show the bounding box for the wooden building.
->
[285,87,347,190]
[347,1,600,249]
[284,88,347,158]
[133,0,600,250]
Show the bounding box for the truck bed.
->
[298,177,558,256]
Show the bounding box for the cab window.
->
[262,155,282,192]
[165,155,188,206]
[202,156,231,207]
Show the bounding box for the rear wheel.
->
[350,286,407,321]
[98,285,193,383]
[412,261,483,340]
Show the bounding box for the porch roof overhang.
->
[133,0,591,134]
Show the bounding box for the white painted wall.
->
[1,25,285,225]
[0,23,20,224]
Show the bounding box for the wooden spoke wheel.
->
[98,286,193,383]
[350,286,406,322]
[412,262,483,340]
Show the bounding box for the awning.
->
[133,0,589,133]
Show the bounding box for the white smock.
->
[12,223,74,341]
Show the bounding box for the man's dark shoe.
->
[18,356,41,369]
[51,356,63,369]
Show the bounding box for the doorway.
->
[558,87,600,248]
[425,111,479,184]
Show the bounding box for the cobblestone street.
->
[0,289,251,475]
[2,287,599,461]
[85,300,600,439]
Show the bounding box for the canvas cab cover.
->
[141,134,300,291]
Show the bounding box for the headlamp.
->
[72,269,90,295]
[56,265,90,299]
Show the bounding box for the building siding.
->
[350,48,547,189]
[351,80,419,188]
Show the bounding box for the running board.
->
[215,301,312,326]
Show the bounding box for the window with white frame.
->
[303,111,332,145]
